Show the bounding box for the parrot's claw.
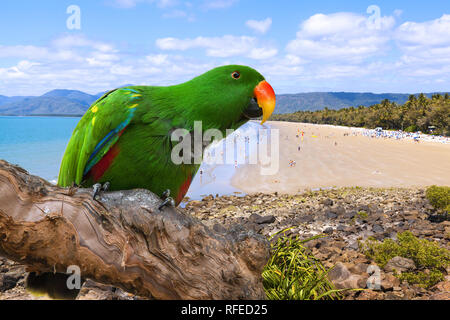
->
[92,183,102,200]
[161,189,171,200]
[159,197,175,211]
[92,182,111,200]
[102,182,111,192]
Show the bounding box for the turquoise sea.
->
[0,116,262,201]
[0,116,81,182]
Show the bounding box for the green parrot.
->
[27,65,275,300]
[57,64,276,206]
[29,65,276,300]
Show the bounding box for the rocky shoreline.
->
[1,187,449,300]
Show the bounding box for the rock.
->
[372,224,384,233]
[432,280,450,293]
[323,227,334,234]
[297,215,314,223]
[347,241,360,251]
[358,205,370,213]
[334,206,346,216]
[244,222,264,233]
[384,256,416,273]
[249,213,276,225]
[404,209,419,219]
[0,274,21,292]
[0,265,25,292]
[328,262,351,281]
[343,210,357,219]
[384,291,404,300]
[187,200,202,208]
[328,262,364,289]
[357,290,383,300]
[381,274,401,291]
[321,198,333,206]
[212,223,227,234]
[429,292,450,300]
[325,211,338,219]
[77,280,141,300]
[348,263,370,275]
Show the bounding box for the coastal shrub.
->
[262,231,342,300]
[360,231,450,288]
[404,125,417,133]
[397,270,445,289]
[271,94,450,136]
[426,185,450,214]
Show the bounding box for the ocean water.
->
[0,116,264,201]
[0,116,81,182]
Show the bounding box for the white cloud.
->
[52,34,115,52]
[283,54,307,66]
[246,18,272,34]
[247,47,278,60]
[393,14,450,77]
[0,45,50,60]
[110,64,134,75]
[156,35,277,60]
[112,0,177,8]
[286,12,395,62]
[86,52,120,67]
[396,14,450,49]
[113,0,140,8]
[393,9,403,17]
[0,34,218,95]
[146,54,170,65]
[203,0,238,9]
[0,61,40,79]
[156,35,253,57]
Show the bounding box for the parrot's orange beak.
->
[254,80,276,124]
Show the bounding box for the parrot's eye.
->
[231,71,240,80]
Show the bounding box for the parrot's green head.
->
[180,65,276,131]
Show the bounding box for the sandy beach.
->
[231,121,450,194]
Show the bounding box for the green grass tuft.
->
[262,230,343,300]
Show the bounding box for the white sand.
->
[231,121,450,194]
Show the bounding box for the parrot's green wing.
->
[58,88,144,187]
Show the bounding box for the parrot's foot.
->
[159,189,175,211]
[92,182,110,200]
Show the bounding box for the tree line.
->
[272,93,450,136]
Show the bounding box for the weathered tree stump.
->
[0,160,270,299]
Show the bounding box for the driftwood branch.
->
[0,160,269,299]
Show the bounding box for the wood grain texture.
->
[0,160,269,300]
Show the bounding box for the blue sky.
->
[0,0,449,95]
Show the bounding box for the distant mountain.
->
[0,95,34,106]
[0,90,103,116]
[42,89,100,106]
[0,89,447,116]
